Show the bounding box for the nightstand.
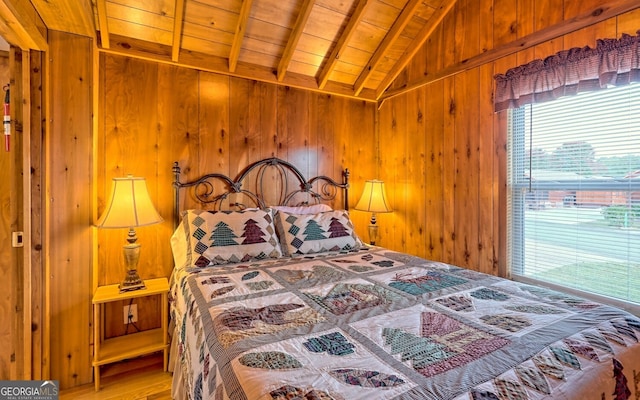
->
[92,277,169,391]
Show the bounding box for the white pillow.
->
[271,204,332,215]
[170,221,188,269]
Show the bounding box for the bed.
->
[169,157,640,400]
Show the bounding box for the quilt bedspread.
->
[170,247,640,400]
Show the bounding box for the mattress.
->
[169,246,640,400]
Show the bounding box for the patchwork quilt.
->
[170,247,640,400]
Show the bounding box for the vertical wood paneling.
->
[102,62,199,339]
[454,0,481,269]
[423,23,444,261]
[479,0,493,53]
[376,98,392,246]
[478,62,496,275]
[278,86,310,177]
[404,87,425,254]
[0,52,13,380]
[346,99,375,229]
[517,0,536,65]
[197,72,230,208]
[493,54,513,278]
[377,1,638,277]
[157,63,199,249]
[385,94,407,250]
[95,53,377,363]
[49,31,93,389]
[441,76,455,262]
[35,0,640,391]
[440,4,457,263]
[29,49,45,379]
[314,94,335,185]
[533,0,563,57]
[100,56,159,286]
[10,48,25,380]
[259,84,279,160]
[564,1,617,48]
[402,43,426,255]
[477,0,495,275]
[20,48,35,380]
[455,0,480,63]
[452,69,479,269]
[492,0,517,47]
[424,80,444,261]
[229,79,282,205]
[230,79,266,177]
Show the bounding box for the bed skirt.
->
[169,325,187,400]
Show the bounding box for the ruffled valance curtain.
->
[494,31,640,112]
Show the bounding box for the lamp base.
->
[119,277,146,293]
[365,212,381,246]
[367,222,379,246]
[119,265,146,293]
[119,234,146,293]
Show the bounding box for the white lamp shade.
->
[96,176,163,228]
[355,180,392,213]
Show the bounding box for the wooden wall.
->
[377,0,640,277]
[41,0,640,390]
[48,31,94,388]
[0,46,43,381]
[79,53,376,386]
[96,54,376,293]
[0,51,13,379]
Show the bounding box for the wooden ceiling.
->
[24,0,455,101]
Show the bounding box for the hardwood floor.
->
[59,355,173,400]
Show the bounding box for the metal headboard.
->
[172,157,350,227]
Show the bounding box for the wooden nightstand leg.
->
[94,303,101,391]
[162,292,168,372]
[94,365,100,391]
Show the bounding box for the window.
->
[508,83,640,311]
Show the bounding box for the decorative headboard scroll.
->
[172,157,350,227]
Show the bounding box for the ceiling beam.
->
[353,0,423,96]
[0,11,21,47]
[228,0,254,73]
[316,0,372,89]
[375,0,456,99]
[95,0,109,49]
[171,0,186,62]
[379,0,640,102]
[277,0,316,82]
[99,35,378,102]
[0,0,47,50]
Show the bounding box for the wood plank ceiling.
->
[28,0,456,102]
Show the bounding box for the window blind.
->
[508,83,640,308]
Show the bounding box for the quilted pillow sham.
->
[181,208,283,268]
[275,209,363,256]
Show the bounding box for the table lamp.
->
[355,179,392,245]
[95,175,163,292]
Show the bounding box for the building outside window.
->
[508,83,640,312]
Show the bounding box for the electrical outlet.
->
[123,304,138,324]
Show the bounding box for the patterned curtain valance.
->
[494,31,640,112]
